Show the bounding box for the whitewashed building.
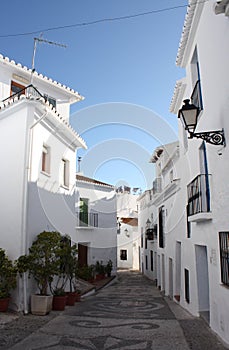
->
[75,174,117,274]
[138,142,180,283]
[0,54,86,311]
[117,191,139,270]
[168,0,229,345]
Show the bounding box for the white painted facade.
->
[0,54,86,311]
[75,174,117,274]
[168,0,229,345]
[117,192,139,270]
[138,142,180,284]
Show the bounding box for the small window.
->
[41,145,50,174]
[186,206,191,238]
[150,251,154,271]
[141,227,143,248]
[60,159,69,188]
[79,198,89,226]
[145,237,148,249]
[219,232,229,286]
[44,94,56,108]
[170,169,174,183]
[120,249,127,260]
[145,255,148,270]
[11,81,25,97]
[184,268,190,303]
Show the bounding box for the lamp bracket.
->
[189,129,225,146]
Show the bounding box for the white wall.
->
[75,181,117,272]
[173,1,229,345]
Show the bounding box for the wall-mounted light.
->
[146,219,151,229]
[178,99,225,146]
[124,228,130,237]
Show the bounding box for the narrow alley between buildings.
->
[0,271,226,350]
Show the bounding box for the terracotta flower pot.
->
[95,273,105,281]
[0,297,10,312]
[52,295,66,311]
[66,292,76,306]
[75,292,81,302]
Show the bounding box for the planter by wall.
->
[66,292,76,306]
[52,295,66,311]
[0,297,10,312]
[31,295,53,316]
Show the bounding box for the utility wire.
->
[0,0,209,39]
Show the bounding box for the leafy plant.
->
[77,265,94,281]
[95,261,106,275]
[0,248,17,298]
[105,259,113,277]
[17,231,62,295]
[50,235,78,294]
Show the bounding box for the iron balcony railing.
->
[187,174,211,216]
[2,84,44,104]
[78,212,98,227]
[219,232,229,286]
[191,79,203,113]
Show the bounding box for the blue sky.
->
[0,0,187,191]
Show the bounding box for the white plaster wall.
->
[75,182,117,272]
[0,104,31,259]
[175,2,229,344]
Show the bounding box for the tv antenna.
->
[31,34,67,83]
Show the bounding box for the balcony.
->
[77,212,98,228]
[2,84,44,104]
[187,174,212,222]
[219,232,229,287]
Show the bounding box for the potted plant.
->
[61,238,79,306]
[95,261,106,281]
[50,235,78,309]
[17,231,62,315]
[0,248,17,312]
[77,265,94,283]
[105,259,113,277]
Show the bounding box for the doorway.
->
[195,245,210,323]
[78,243,88,267]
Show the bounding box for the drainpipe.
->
[21,109,47,314]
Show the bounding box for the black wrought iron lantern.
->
[178,99,225,146]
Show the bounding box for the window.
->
[190,47,203,112]
[184,268,190,303]
[141,227,143,248]
[145,255,148,270]
[186,206,191,238]
[150,251,154,271]
[219,232,229,286]
[120,249,127,260]
[170,169,174,183]
[41,145,50,174]
[158,206,165,248]
[44,94,56,108]
[79,198,89,226]
[11,81,25,97]
[60,159,69,188]
[145,237,148,249]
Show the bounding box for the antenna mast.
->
[31,35,67,83]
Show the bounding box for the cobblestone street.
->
[0,271,227,350]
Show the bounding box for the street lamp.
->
[124,228,130,237]
[178,99,225,146]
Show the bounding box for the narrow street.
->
[2,271,227,350]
